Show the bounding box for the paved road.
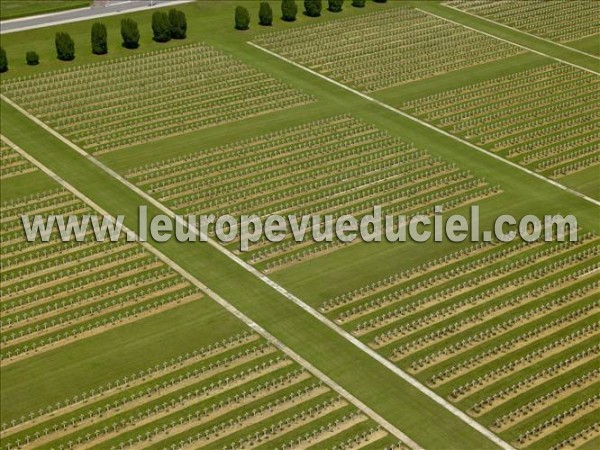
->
[0,0,194,34]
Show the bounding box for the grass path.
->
[440,2,600,61]
[414,8,597,76]
[245,43,599,208]
[411,1,600,74]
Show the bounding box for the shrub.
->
[235,6,250,30]
[373,0,387,3]
[0,47,7,73]
[26,51,39,65]
[259,2,273,26]
[91,22,108,55]
[55,32,75,61]
[152,11,171,42]
[121,18,140,49]
[304,0,322,16]
[352,0,365,6]
[168,9,187,39]
[328,0,343,12]
[281,0,298,21]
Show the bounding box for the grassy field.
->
[1,97,499,449]
[0,0,89,21]
[0,0,598,449]
[0,139,407,450]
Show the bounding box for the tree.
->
[26,51,39,65]
[0,47,7,73]
[234,6,250,30]
[55,32,75,61]
[152,11,171,42]
[328,0,343,12]
[373,0,387,3]
[281,0,297,21]
[168,9,187,39]
[91,22,108,55]
[258,2,273,26]
[351,0,365,6]
[304,0,322,17]
[121,18,140,49]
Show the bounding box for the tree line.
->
[0,0,390,72]
[0,9,187,72]
[235,0,386,30]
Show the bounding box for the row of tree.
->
[0,9,187,72]
[92,9,187,52]
[235,0,386,29]
[151,9,188,43]
[0,48,40,71]
[89,10,187,54]
[0,0,389,72]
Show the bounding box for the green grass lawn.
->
[0,0,89,21]
[560,165,600,200]
[0,300,247,420]
[568,35,600,56]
